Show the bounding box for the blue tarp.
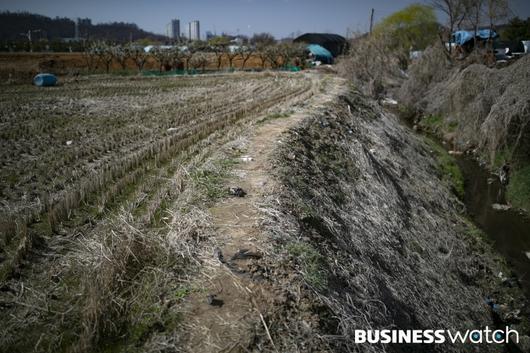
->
[33,73,57,87]
[307,44,333,64]
[452,29,498,45]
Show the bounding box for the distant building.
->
[75,18,91,40]
[188,21,200,41]
[205,30,215,41]
[166,19,180,41]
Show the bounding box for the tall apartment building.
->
[75,18,91,40]
[188,21,200,41]
[166,19,180,41]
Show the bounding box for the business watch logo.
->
[353,327,518,344]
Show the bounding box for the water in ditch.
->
[455,155,530,297]
[395,110,530,297]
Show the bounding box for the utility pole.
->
[369,8,374,35]
[20,29,41,52]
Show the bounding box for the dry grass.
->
[336,36,406,98]
[0,73,311,283]
[401,50,530,166]
[0,72,313,352]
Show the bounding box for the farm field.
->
[0,71,316,352]
[0,72,312,277]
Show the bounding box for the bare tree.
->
[279,43,307,68]
[431,0,466,56]
[463,0,486,46]
[151,47,172,72]
[265,45,283,68]
[169,46,184,71]
[250,33,276,47]
[190,52,209,72]
[181,49,194,71]
[256,49,269,69]
[111,45,130,71]
[236,45,254,69]
[184,41,208,71]
[91,41,114,74]
[208,36,230,69]
[129,45,150,72]
[225,47,239,69]
[83,42,98,72]
[485,0,509,32]
[251,33,276,69]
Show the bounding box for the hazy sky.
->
[1,0,530,38]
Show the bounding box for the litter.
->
[231,249,262,261]
[492,203,511,211]
[485,297,500,310]
[214,247,225,264]
[448,150,463,155]
[382,98,398,106]
[229,187,246,197]
[206,294,224,307]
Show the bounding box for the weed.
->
[507,164,530,212]
[257,111,292,124]
[492,147,513,169]
[420,114,443,132]
[458,216,490,251]
[286,242,328,291]
[190,158,239,202]
[424,137,465,199]
[397,104,417,124]
[151,198,170,227]
[447,120,458,133]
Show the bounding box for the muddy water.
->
[395,111,530,297]
[455,155,530,297]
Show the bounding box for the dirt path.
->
[180,74,347,352]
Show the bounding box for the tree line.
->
[83,34,308,73]
[0,11,166,44]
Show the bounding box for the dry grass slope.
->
[260,88,529,352]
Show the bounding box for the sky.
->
[1,0,530,38]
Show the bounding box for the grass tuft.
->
[286,242,328,291]
[190,158,239,202]
[424,137,465,199]
[507,164,530,212]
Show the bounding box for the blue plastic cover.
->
[33,73,57,87]
[307,44,333,64]
[452,29,498,45]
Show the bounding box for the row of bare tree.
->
[431,0,509,56]
[83,39,308,73]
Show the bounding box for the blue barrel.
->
[33,73,57,87]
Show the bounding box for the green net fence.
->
[142,66,301,76]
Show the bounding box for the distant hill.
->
[0,11,166,42]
